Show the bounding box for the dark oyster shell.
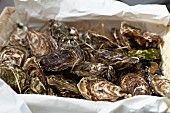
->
[47,75,81,98]
[48,20,80,48]
[120,22,163,48]
[0,63,27,93]
[0,46,28,67]
[120,73,151,96]
[74,62,116,82]
[27,31,56,57]
[81,31,118,50]
[112,28,131,49]
[77,77,125,101]
[95,49,139,69]
[40,47,84,71]
[73,62,108,76]
[23,57,47,94]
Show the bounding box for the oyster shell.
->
[23,57,47,94]
[148,62,160,75]
[47,75,81,98]
[73,62,108,76]
[95,49,139,69]
[120,73,151,96]
[9,25,28,47]
[127,49,161,60]
[24,77,47,94]
[112,28,131,49]
[0,46,28,67]
[74,62,116,82]
[149,75,170,98]
[48,20,80,48]
[120,22,163,48]
[40,47,84,71]
[77,77,125,101]
[27,31,56,57]
[0,63,27,93]
[81,31,118,50]
[48,19,68,39]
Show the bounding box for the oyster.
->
[24,77,47,94]
[0,63,27,93]
[48,20,80,48]
[120,73,150,96]
[73,62,108,76]
[81,31,118,50]
[48,19,68,39]
[0,46,28,67]
[95,49,139,69]
[23,57,47,94]
[57,27,80,48]
[149,75,170,98]
[9,24,28,47]
[40,47,84,71]
[47,75,81,98]
[148,62,160,75]
[74,62,116,82]
[127,49,161,60]
[120,22,163,48]
[27,31,56,57]
[112,28,131,49]
[77,77,125,101]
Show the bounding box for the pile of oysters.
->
[0,20,170,101]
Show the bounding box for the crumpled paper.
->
[0,77,170,113]
[0,79,31,113]
[1,0,170,113]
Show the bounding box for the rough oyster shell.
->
[95,49,139,69]
[120,22,163,48]
[0,63,27,93]
[81,31,118,50]
[120,73,151,96]
[24,76,46,94]
[0,46,28,67]
[47,75,81,98]
[73,61,108,76]
[77,77,125,101]
[74,62,116,82]
[149,75,170,98]
[23,57,47,94]
[40,47,84,71]
[27,31,56,57]
[112,28,131,50]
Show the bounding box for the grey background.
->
[0,0,14,13]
